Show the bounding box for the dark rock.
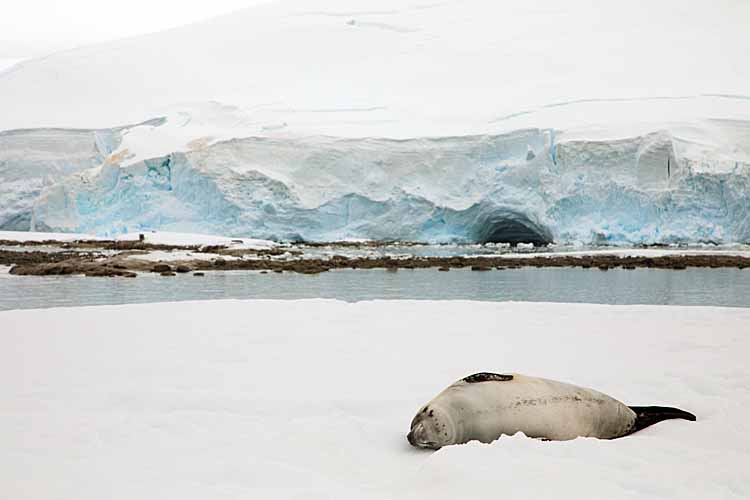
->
[200,245,226,254]
[438,267,450,272]
[160,271,176,276]
[85,267,127,277]
[151,264,172,273]
[193,272,205,276]
[294,261,328,274]
[213,258,227,266]
[175,265,192,273]
[471,265,491,271]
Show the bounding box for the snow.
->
[0,1,748,138]
[0,58,23,73]
[485,247,750,260]
[126,250,238,262]
[1,300,748,499]
[0,230,276,249]
[114,231,276,249]
[0,230,94,242]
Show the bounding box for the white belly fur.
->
[431,374,636,443]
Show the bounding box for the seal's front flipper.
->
[627,406,696,435]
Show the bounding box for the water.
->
[1,267,749,311]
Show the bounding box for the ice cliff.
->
[0,119,160,231]
[4,120,748,245]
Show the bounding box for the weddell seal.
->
[407,373,696,449]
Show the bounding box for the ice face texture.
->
[0,127,121,231]
[3,122,746,245]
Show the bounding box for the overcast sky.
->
[0,0,271,59]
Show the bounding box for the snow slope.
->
[1,0,748,135]
[1,0,749,243]
[1,300,748,499]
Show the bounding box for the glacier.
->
[0,1,748,245]
[3,119,749,245]
[0,127,120,231]
[0,119,161,231]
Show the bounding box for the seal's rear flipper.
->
[627,406,696,435]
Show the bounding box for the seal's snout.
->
[407,422,426,448]
[407,429,416,446]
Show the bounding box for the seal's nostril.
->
[407,430,415,445]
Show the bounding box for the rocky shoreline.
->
[2,240,750,277]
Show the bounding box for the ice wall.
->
[10,122,749,245]
[0,128,122,230]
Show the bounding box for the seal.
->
[407,372,696,449]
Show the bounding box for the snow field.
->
[1,0,748,136]
[0,230,277,249]
[1,300,748,499]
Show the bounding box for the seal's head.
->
[407,405,456,450]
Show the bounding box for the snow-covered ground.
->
[125,250,239,262]
[1,300,748,499]
[113,231,277,249]
[0,230,94,243]
[0,230,276,249]
[5,229,750,264]
[487,247,750,259]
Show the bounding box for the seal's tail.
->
[627,406,696,435]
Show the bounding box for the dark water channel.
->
[1,266,749,311]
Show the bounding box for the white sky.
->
[0,0,272,58]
